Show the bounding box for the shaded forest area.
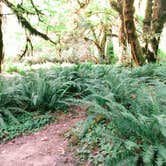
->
[0,0,166,166]
[0,0,166,69]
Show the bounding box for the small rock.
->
[41,137,48,141]
[1,150,6,154]
[58,147,65,154]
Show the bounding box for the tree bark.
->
[143,0,153,33]
[123,0,145,66]
[110,0,128,64]
[142,0,166,63]
[150,0,166,56]
[118,0,128,64]
[142,0,157,62]
[0,2,4,72]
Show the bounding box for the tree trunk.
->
[123,0,145,66]
[0,2,4,72]
[110,0,128,64]
[142,0,166,63]
[143,0,153,32]
[150,0,166,56]
[118,0,128,64]
[142,0,157,62]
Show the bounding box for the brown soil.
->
[0,108,86,166]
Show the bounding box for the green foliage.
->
[5,63,27,74]
[1,63,166,165]
[107,41,118,64]
[158,49,166,63]
[8,0,118,63]
[0,111,53,142]
[0,64,94,140]
[72,64,166,166]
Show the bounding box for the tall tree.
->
[110,0,166,65]
[150,0,166,59]
[110,0,128,64]
[143,0,154,62]
[122,0,145,66]
[143,0,166,62]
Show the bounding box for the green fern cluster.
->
[1,63,166,165]
[0,64,94,141]
[74,64,166,166]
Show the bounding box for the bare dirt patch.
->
[0,108,86,166]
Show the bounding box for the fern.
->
[0,63,166,165]
[74,64,166,165]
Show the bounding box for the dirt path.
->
[0,109,85,166]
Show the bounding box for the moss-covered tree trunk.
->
[110,0,128,64]
[118,0,129,64]
[123,0,145,66]
[143,0,153,32]
[150,0,166,57]
[0,3,4,72]
[142,0,166,62]
[142,0,156,62]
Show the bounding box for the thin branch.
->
[2,0,57,45]
[84,37,101,51]
[0,13,15,16]
[19,30,33,59]
[29,0,44,21]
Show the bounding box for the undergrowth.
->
[0,64,92,141]
[0,112,53,142]
[72,64,166,166]
[0,63,166,166]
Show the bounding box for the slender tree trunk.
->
[123,0,145,66]
[100,26,108,63]
[118,0,128,64]
[110,0,128,64]
[142,0,157,62]
[0,2,4,72]
[142,0,166,63]
[150,0,166,56]
[143,0,153,32]
[87,25,108,63]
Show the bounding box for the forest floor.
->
[0,108,86,166]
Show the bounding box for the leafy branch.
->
[2,0,57,45]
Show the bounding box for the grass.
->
[0,63,166,165]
